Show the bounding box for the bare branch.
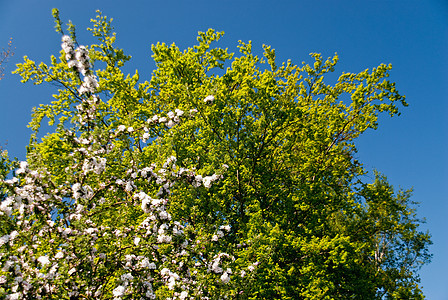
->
[0,38,14,81]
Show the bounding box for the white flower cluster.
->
[147,108,184,129]
[61,35,75,61]
[189,108,198,117]
[61,35,91,76]
[75,94,100,126]
[161,267,180,290]
[114,109,188,145]
[71,182,94,201]
[0,196,14,217]
[1,164,53,219]
[240,262,259,278]
[61,35,100,127]
[82,156,107,175]
[203,95,214,104]
[78,74,99,95]
[192,173,222,189]
[212,224,231,242]
[15,161,28,175]
[221,269,232,284]
[0,231,18,248]
[37,255,50,266]
[207,253,234,284]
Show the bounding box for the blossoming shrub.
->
[0,10,256,300]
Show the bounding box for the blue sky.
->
[1,0,447,298]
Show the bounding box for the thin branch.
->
[0,38,14,81]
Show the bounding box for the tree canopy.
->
[0,10,431,299]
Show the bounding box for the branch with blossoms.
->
[1,12,258,300]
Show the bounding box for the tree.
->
[0,10,431,299]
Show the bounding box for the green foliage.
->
[4,9,431,299]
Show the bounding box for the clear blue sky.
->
[1,0,447,298]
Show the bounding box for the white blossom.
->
[157,234,172,243]
[78,75,99,95]
[16,161,28,174]
[166,119,175,128]
[189,108,198,116]
[220,271,231,284]
[193,175,203,188]
[6,292,21,300]
[67,60,78,68]
[37,256,50,266]
[202,176,214,188]
[62,35,73,45]
[112,285,126,297]
[0,198,13,217]
[0,235,10,247]
[204,95,215,104]
[175,108,184,116]
[210,258,223,274]
[121,273,134,281]
[124,181,134,192]
[220,225,231,232]
[159,211,171,220]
